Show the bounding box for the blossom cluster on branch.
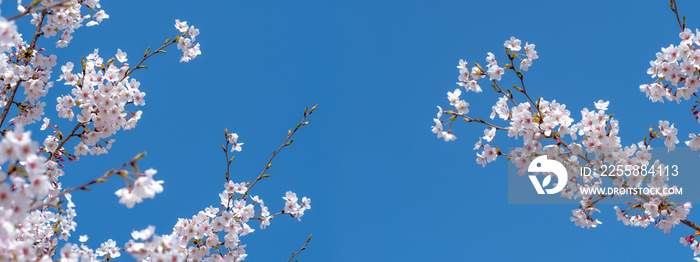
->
[0,1,314,261]
[430,16,700,259]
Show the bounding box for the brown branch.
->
[222,127,234,181]
[7,0,72,21]
[117,32,187,83]
[448,112,508,131]
[241,105,317,200]
[27,10,47,56]
[670,0,685,31]
[45,33,185,162]
[47,122,82,162]
[505,50,542,120]
[0,8,49,130]
[31,152,146,211]
[473,63,518,108]
[0,81,20,129]
[287,234,312,262]
[681,219,700,232]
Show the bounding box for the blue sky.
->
[8,0,700,261]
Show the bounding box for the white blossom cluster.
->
[432,36,697,256]
[27,0,109,48]
[0,16,17,46]
[0,126,77,261]
[0,126,165,261]
[0,43,56,127]
[0,0,307,260]
[57,182,311,262]
[114,168,163,208]
[640,27,700,260]
[56,48,144,156]
[174,19,201,63]
[641,28,700,105]
[0,4,314,260]
[108,176,308,261]
[640,28,700,160]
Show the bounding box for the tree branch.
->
[446,111,508,131]
[8,0,72,21]
[117,31,187,83]
[0,81,20,129]
[27,10,47,54]
[0,8,49,130]
[31,152,146,211]
[241,105,317,200]
[670,0,685,31]
[287,234,312,262]
[47,122,82,162]
[223,128,233,181]
[681,219,700,232]
[46,33,187,162]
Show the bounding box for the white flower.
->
[455,100,469,114]
[486,52,497,66]
[228,133,244,152]
[40,118,50,130]
[431,118,443,139]
[686,133,700,150]
[594,100,609,111]
[523,42,538,59]
[487,65,504,81]
[442,132,456,142]
[447,88,461,106]
[520,58,532,71]
[115,49,128,63]
[115,188,141,208]
[482,127,496,142]
[175,19,189,32]
[504,36,522,51]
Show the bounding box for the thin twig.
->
[47,122,82,162]
[31,152,146,211]
[446,111,508,130]
[0,81,20,129]
[223,127,233,181]
[46,33,184,162]
[670,0,685,31]
[287,234,312,262]
[117,32,186,83]
[506,51,542,119]
[27,10,47,53]
[241,105,317,200]
[473,63,518,108]
[681,219,700,232]
[0,8,48,130]
[8,0,72,21]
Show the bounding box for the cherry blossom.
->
[431,33,700,259]
[0,2,313,261]
[227,133,244,152]
[504,36,522,51]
